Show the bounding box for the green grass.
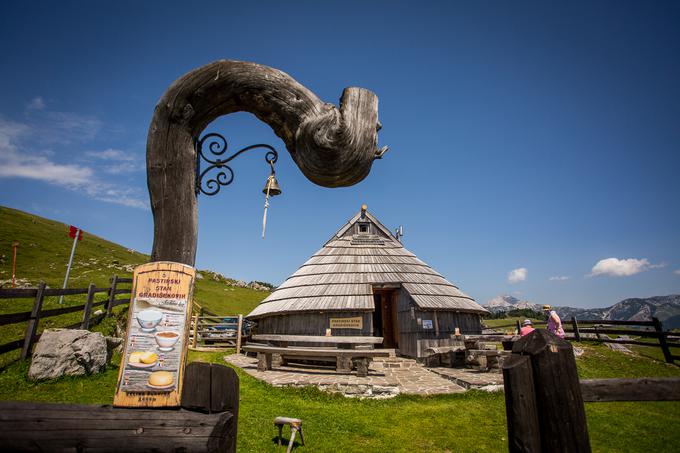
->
[0,206,267,366]
[3,206,680,451]
[1,344,678,452]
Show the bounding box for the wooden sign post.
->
[114,262,195,407]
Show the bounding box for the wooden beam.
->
[147,60,383,265]
[580,377,680,402]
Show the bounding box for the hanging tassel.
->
[262,176,272,238]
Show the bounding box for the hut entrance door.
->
[373,289,399,349]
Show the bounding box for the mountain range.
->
[483,294,680,330]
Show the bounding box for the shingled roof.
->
[247,207,488,319]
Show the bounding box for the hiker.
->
[543,304,565,338]
[520,319,535,336]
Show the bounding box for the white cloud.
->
[508,267,527,284]
[0,118,148,210]
[589,257,662,277]
[549,276,570,281]
[85,148,144,174]
[26,96,45,111]
[674,269,680,276]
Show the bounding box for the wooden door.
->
[378,291,398,349]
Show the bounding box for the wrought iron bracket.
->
[194,132,278,196]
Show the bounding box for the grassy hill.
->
[0,206,268,366]
[0,205,269,314]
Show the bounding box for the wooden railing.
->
[564,317,679,363]
[484,317,678,364]
[189,311,248,352]
[0,276,132,359]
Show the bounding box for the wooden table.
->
[251,334,383,348]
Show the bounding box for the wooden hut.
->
[246,205,488,358]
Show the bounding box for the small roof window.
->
[358,223,369,234]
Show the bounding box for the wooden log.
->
[503,354,541,453]
[147,60,384,265]
[512,329,591,452]
[21,282,46,360]
[0,402,234,452]
[81,283,96,329]
[580,377,680,402]
[568,319,656,327]
[652,317,673,363]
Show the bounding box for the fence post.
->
[192,314,199,348]
[652,317,673,364]
[507,329,591,452]
[503,354,541,452]
[572,317,581,342]
[515,319,521,335]
[21,282,46,360]
[106,275,118,317]
[236,314,243,354]
[81,283,96,330]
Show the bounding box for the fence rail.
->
[189,310,249,352]
[485,316,678,364]
[0,276,132,359]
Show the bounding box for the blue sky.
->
[1,1,679,308]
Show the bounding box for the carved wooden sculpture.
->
[147,60,385,265]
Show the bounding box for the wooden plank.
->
[653,317,674,363]
[580,377,680,402]
[38,303,87,318]
[42,288,90,297]
[116,277,133,283]
[0,311,31,326]
[181,362,211,413]
[242,345,390,357]
[572,327,660,338]
[251,334,384,344]
[570,319,656,326]
[106,275,118,317]
[0,288,38,299]
[113,287,132,296]
[0,339,24,355]
[571,317,581,342]
[21,282,46,360]
[0,401,234,453]
[81,283,96,329]
[503,354,541,453]
[111,297,131,308]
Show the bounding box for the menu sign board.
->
[113,262,195,407]
[329,317,363,329]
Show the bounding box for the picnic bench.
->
[243,335,389,377]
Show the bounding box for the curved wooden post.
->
[147,60,384,265]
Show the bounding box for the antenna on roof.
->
[394,225,404,242]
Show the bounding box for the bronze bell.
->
[263,175,282,196]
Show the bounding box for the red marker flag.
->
[68,225,83,241]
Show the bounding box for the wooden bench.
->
[242,344,390,377]
[251,334,383,349]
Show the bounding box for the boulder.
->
[28,329,119,380]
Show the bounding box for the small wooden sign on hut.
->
[330,317,363,329]
[113,262,195,407]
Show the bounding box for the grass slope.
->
[0,206,267,365]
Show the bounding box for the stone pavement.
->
[225,353,484,398]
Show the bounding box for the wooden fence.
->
[189,305,249,352]
[503,329,680,452]
[0,276,132,359]
[485,317,679,364]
